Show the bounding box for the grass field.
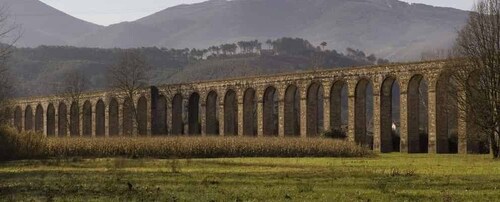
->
[0,154,499,201]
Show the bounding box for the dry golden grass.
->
[45,136,373,159]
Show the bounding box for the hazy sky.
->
[39,0,476,26]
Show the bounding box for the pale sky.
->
[39,0,476,26]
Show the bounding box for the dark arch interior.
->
[355,79,374,148]
[82,101,92,137]
[123,98,134,136]
[35,105,44,133]
[70,102,80,136]
[24,105,33,131]
[206,91,219,135]
[380,77,401,152]
[155,95,167,135]
[243,88,257,136]
[137,96,148,136]
[330,81,349,137]
[224,90,238,136]
[307,82,324,137]
[465,72,490,154]
[436,73,459,153]
[263,86,278,136]
[108,98,119,136]
[14,106,22,132]
[95,100,105,137]
[171,94,184,135]
[46,104,56,137]
[188,93,201,135]
[58,103,67,137]
[407,75,429,153]
[284,85,300,137]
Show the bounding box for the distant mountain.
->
[0,0,102,47]
[75,0,469,61]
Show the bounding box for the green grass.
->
[0,154,499,201]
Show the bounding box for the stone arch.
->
[155,95,167,135]
[137,96,148,136]
[435,72,459,153]
[82,100,92,137]
[46,104,56,137]
[171,93,184,135]
[380,76,401,152]
[407,74,429,153]
[35,104,44,133]
[70,101,80,136]
[123,98,134,136]
[330,81,349,136]
[24,105,33,131]
[95,100,105,137]
[307,82,324,137]
[284,84,300,137]
[243,88,257,136]
[355,78,374,147]
[206,91,219,135]
[188,92,201,135]
[263,86,278,136]
[108,98,119,136]
[58,102,68,137]
[14,106,22,132]
[224,89,238,136]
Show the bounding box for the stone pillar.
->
[118,101,123,136]
[257,100,264,137]
[428,83,437,154]
[201,103,207,136]
[347,81,356,142]
[300,97,307,138]
[21,106,25,131]
[400,80,409,153]
[105,105,110,137]
[42,105,48,137]
[278,99,285,137]
[237,96,244,137]
[457,89,467,154]
[219,102,225,136]
[92,101,97,138]
[166,97,173,136]
[54,108,59,137]
[147,95,152,137]
[373,92,382,152]
[183,97,189,136]
[323,95,331,134]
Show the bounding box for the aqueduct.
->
[4,60,484,154]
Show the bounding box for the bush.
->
[323,129,347,140]
[0,125,47,161]
[46,137,374,159]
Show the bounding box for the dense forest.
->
[9,37,389,97]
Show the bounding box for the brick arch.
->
[82,100,92,137]
[284,84,300,137]
[46,103,56,137]
[380,76,400,152]
[355,78,373,147]
[330,80,348,135]
[307,81,324,137]
[224,89,238,136]
[35,104,44,133]
[14,106,22,132]
[206,90,219,135]
[243,88,257,136]
[407,74,429,153]
[263,86,278,136]
[108,98,119,136]
[95,99,105,137]
[171,93,184,135]
[137,96,148,136]
[58,102,68,137]
[24,105,33,131]
[188,92,201,135]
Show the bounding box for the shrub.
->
[46,137,374,159]
[0,125,47,161]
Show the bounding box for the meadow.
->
[0,154,499,201]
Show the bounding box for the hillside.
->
[0,0,102,47]
[75,0,469,61]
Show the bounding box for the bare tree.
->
[60,69,89,105]
[0,5,20,124]
[450,0,500,158]
[107,50,151,135]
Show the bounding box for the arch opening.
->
[82,101,92,137]
[95,100,105,137]
[47,104,56,137]
[380,77,401,152]
[355,79,374,148]
[284,85,300,137]
[407,75,429,153]
[35,105,44,133]
[188,93,201,135]
[70,102,80,137]
[108,98,119,136]
[14,106,22,132]
[436,73,459,153]
[155,95,167,135]
[465,72,490,154]
[206,91,219,135]
[58,103,68,137]
[224,90,238,136]
[137,96,148,136]
[171,94,184,135]
[307,82,324,137]
[330,81,349,139]
[243,88,257,136]
[263,86,279,136]
[123,98,134,136]
[24,105,33,131]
